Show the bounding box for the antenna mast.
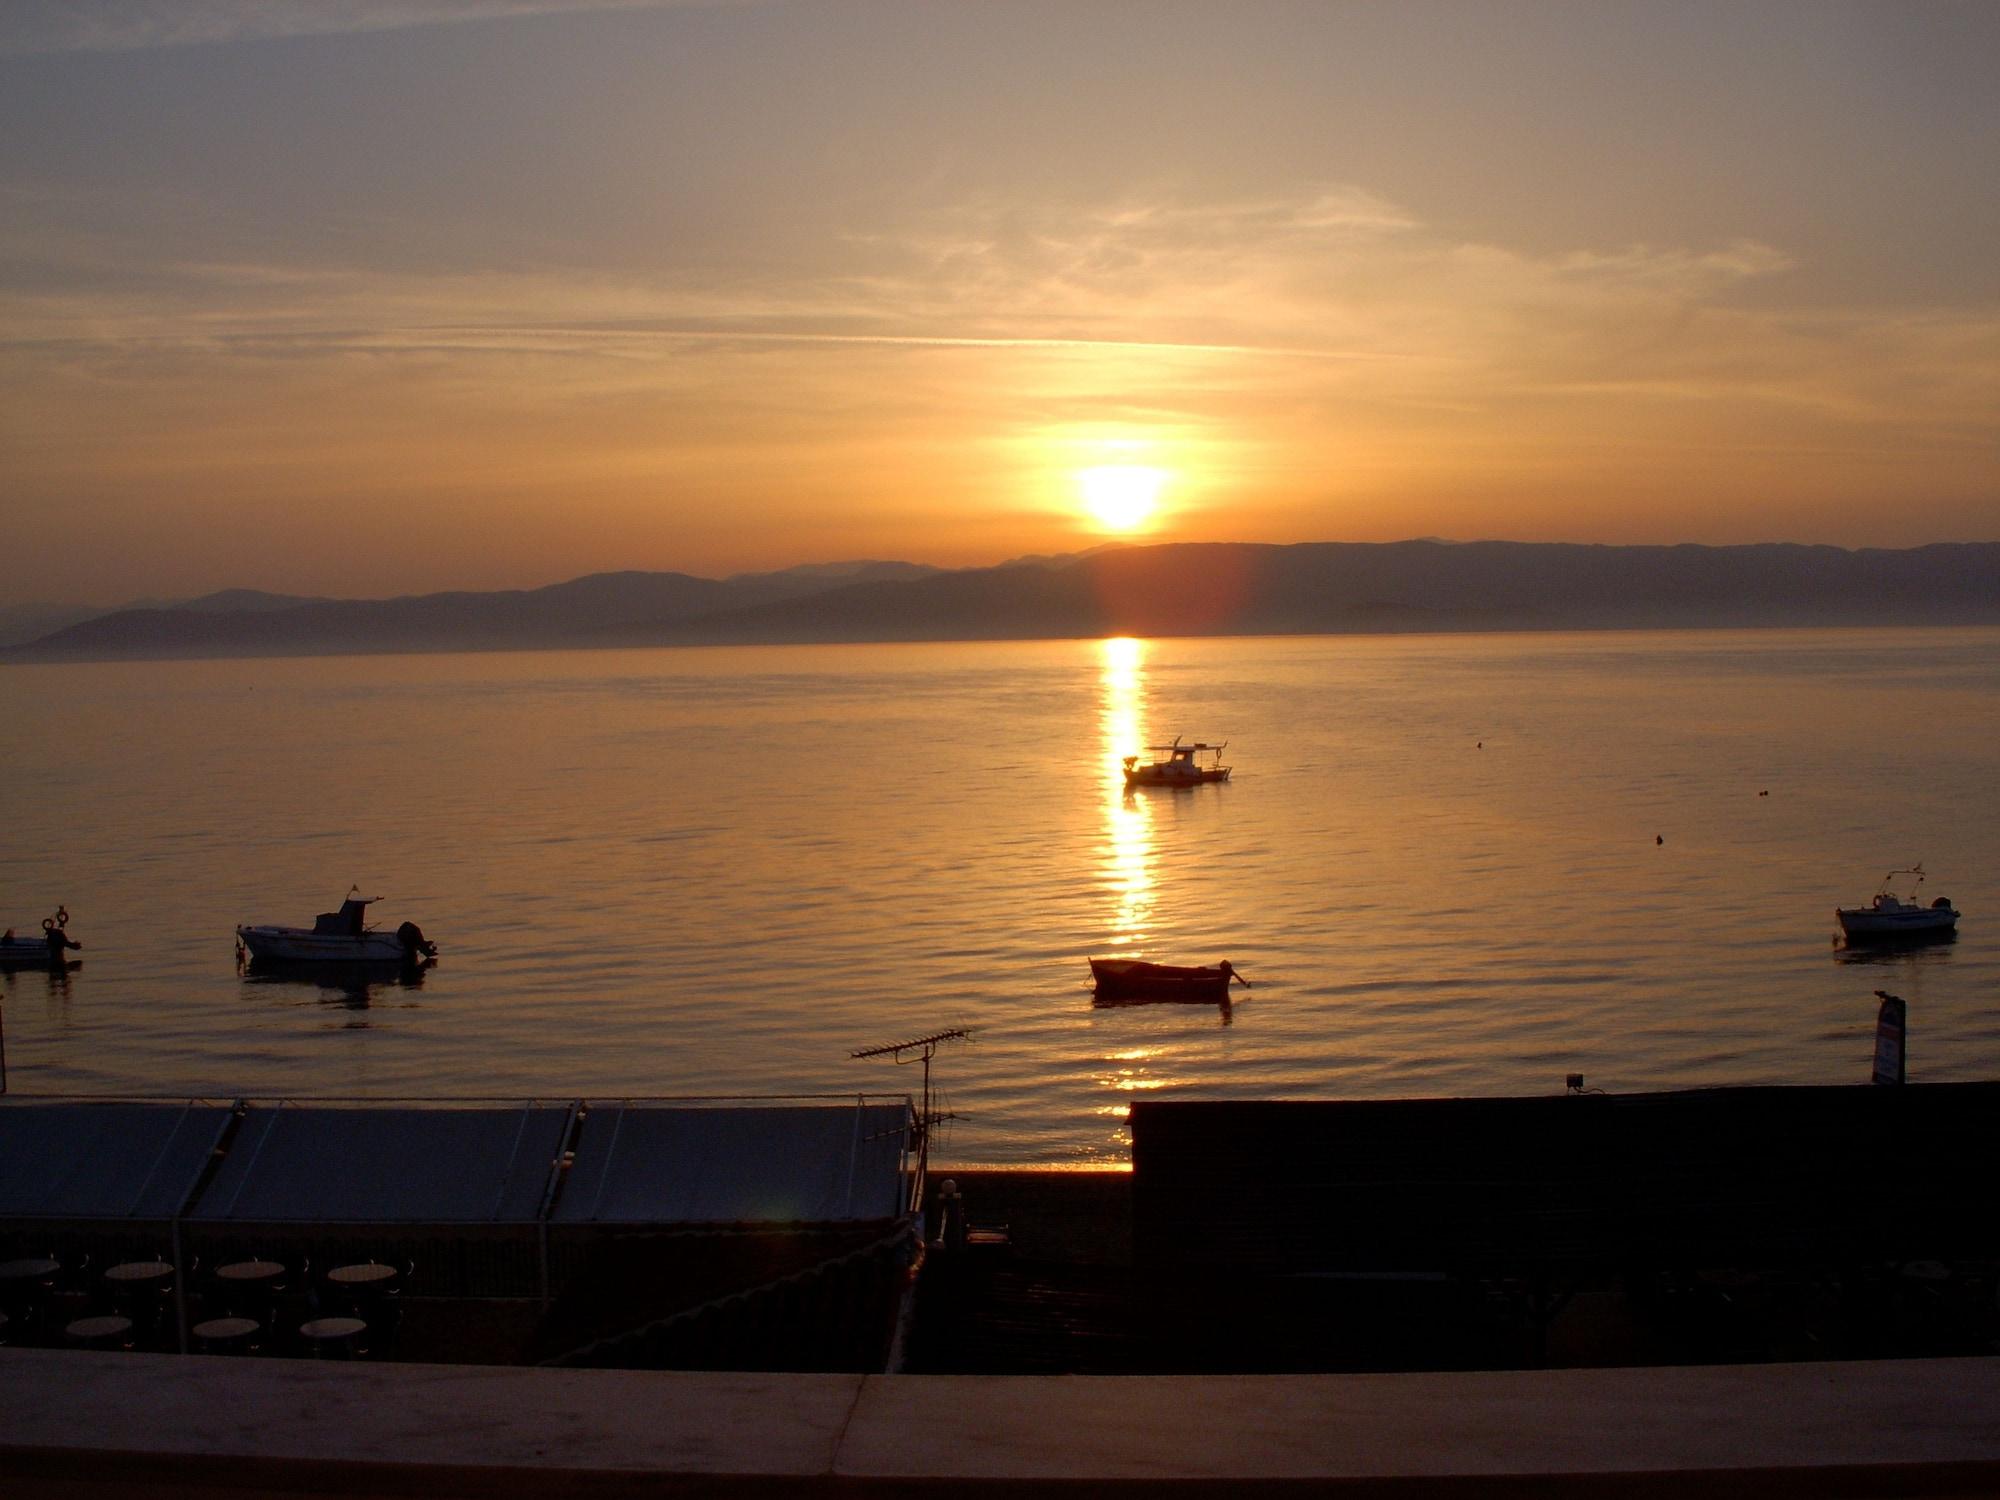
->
[852,1028,970,1185]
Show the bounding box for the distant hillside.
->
[0,589,323,647]
[0,601,115,649]
[175,589,331,614]
[3,562,940,662]
[726,559,943,588]
[7,542,1996,663]
[602,540,2000,645]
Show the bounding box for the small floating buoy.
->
[1759,789,1769,796]
[1655,835,1664,846]
[1476,741,1483,749]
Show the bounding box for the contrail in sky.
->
[0,0,701,56]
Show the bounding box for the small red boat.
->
[1088,957,1247,1002]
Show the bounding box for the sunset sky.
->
[3,0,1996,602]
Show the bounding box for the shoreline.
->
[10,615,2000,666]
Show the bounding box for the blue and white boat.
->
[1,906,81,966]
[237,889,438,964]
[1836,867,1959,942]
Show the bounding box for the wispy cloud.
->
[6,180,1993,581]
[0,181,1945,433]
[0,0,692,57]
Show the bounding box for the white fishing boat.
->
[236,889,438,964]
[1835,867,1959,942]
[1122,737,1231,788]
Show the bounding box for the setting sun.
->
[1078,465,1167,533]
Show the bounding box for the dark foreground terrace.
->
[4,1084,1998,1493]
[914,1084,2000,1374]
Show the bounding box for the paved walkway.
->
[3,1349,1998,1496]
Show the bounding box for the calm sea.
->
[2,630,1996,1164]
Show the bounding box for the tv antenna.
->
[852,1028,971,1181]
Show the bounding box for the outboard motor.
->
[1931,896,1953,910]
[396,921,438,959]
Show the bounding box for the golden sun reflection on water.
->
[1097,638,1167,1155]
[1097,1044,1168,1092]
[1097,1069,1170,1094]
[1098,637,1153,946]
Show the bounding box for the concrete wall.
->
[3,1348,1997,1497]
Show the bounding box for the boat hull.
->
[1836,908,1959,942]
[1124,768,1230,787]
[1089,958,1234,1002]
[236,926,420,964]
[0,940,78,969]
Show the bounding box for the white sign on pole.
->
[1871,991,1906,1086]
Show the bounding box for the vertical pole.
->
[918,1045,935,1186]
[170,1217,190,1353]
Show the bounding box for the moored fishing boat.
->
[1088,957,1247,1002]
[236,888,438,964]
[1122,737,1231,788]
[1835,867,1959,943]
[1,906,82,967]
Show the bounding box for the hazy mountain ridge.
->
[3,561,952,660]
[0,588,328,647]
[12,571,738,659]
[174,589,332,614]
[725,559,944,587]
[604,540,2000,644]
[7,541,1996,663]
[0,602,117,648]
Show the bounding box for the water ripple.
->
[1,629,1995,1162]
